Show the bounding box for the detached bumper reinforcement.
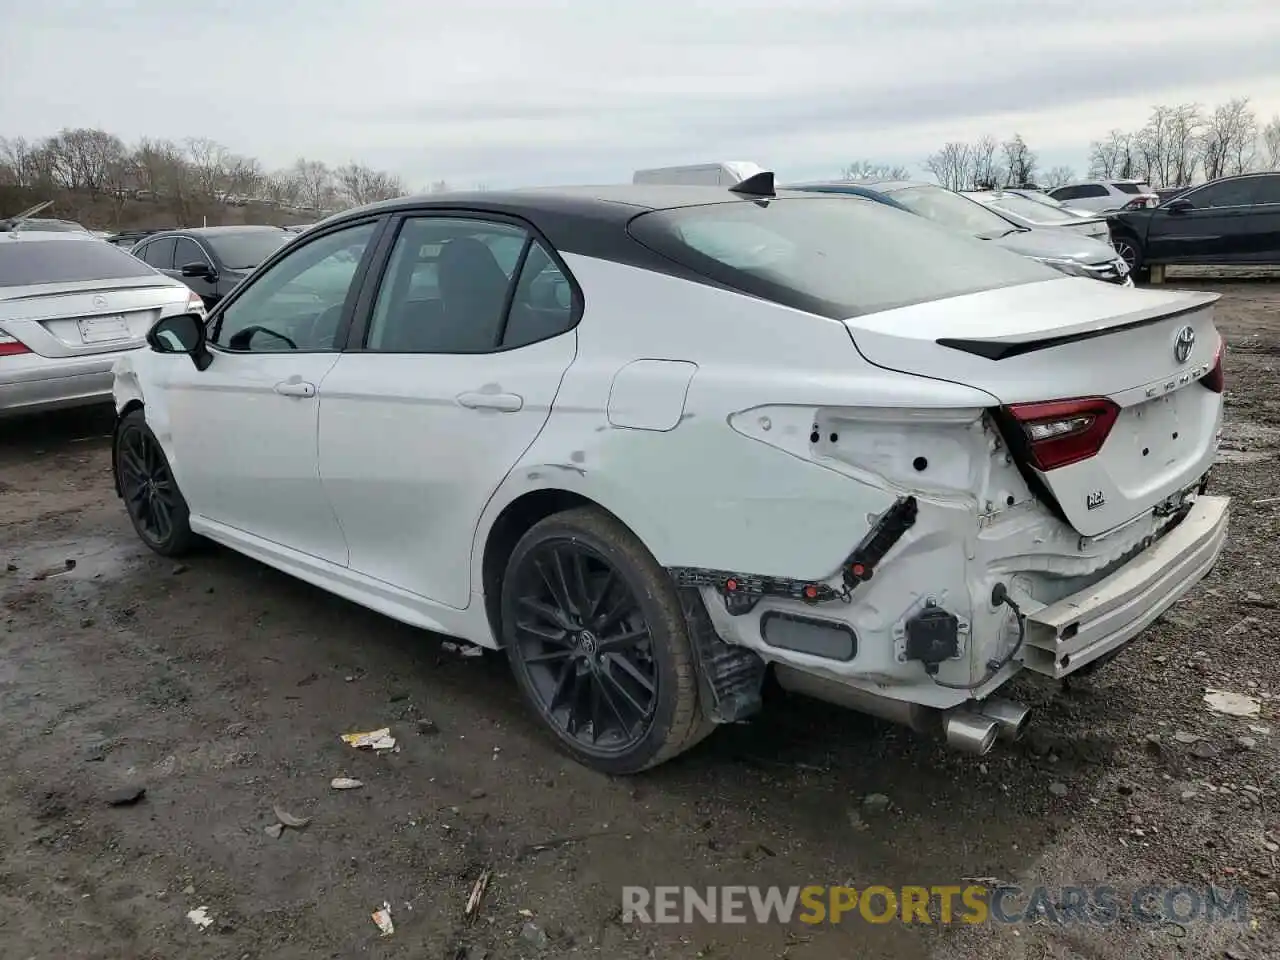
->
[1022,495,1230,678]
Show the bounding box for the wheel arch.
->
[476,481,670,648]
[111,398,146,498]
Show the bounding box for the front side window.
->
[1186,176,1278,208]
[138,236,176,268]
[629,197,1058,320]
[211,220,377,352]
[173,238,209,269]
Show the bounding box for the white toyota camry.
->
[112,176,1229,773]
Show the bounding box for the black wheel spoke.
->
[117,424,181,546]
[606,651,656,696]
[598,625,649,653]
[509,537,659,756]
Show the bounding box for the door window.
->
[173,238,210,270]
[365,218,526,353]
[137,236,176,268]
[501,240,578,348]
[210,220,377,353]
[1184,178,1266,209]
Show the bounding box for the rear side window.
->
[0,238,157,288]
[628,197,1058,319]
[1113,183,1149,194]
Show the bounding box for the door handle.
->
[456,391,523,412]
[274,380,316,398]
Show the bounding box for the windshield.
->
[987,194,1080,223]
[628,197,1057,319]
[886,185,1020,239]
[0,237,157,287]
[206,230,291,270]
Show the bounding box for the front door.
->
[318,214,580,608]
[163,219,382,564]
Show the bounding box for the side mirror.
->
[181,261,215,279]
[1164,197,1193,213]
[146,313,213,371]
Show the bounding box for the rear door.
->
[317,213,579,608]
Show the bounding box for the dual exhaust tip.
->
[943,698,1031,755]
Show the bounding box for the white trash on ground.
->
[340,727,397,751]
[372,902,394,936]
[1204,689,1263,718]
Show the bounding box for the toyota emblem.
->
[92,294,108,309]
[1173,325,1196,364]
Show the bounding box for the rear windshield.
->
[887,185,1019,239]
[627,197,1058,319]
[0,237,157,288]
[1113,183,1152,194]
[206,230,291,270]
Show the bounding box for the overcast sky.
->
[4,0,1280,189]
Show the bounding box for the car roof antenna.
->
[729,171,776,197]
[0,200,54,234]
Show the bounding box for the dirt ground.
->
[1,277,1278,960]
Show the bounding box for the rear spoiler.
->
[937,298,1217,361]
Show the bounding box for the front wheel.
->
[114,409,200,557]
[1112,234,1148,282]
[501,507,712,774]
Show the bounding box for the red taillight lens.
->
[0,331,31,357]
[1007,397,1120,471]
[1202,344,1225,393]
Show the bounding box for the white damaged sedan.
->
[111,177,1228,772]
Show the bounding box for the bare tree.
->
[224,155,265,199]
[1200,97,1257,180]
[1001,134,1037,187]
[970,136,1004,190]
[1043,165,1075,189]
[185,137,229,198]
[839,160,911,181]
[1263,115,1280,170]
[1166,103,1203,187]
[293,158,333,210]
[334,162,406,207]
[0,136,54,189]
[43,128,128,197]
[1088,129,1136,179]
[924,142,973,191]
[264,170,301,206]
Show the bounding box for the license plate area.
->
[1118,389,1187,467]
[77,314,131,344]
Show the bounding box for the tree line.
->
[0,128,432,221]
[850,96,1280,192]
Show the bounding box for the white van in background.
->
[632,161,765,186]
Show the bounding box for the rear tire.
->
[501,506,712,774]
[114,409,200,557]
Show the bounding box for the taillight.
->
[1006,397,1120,471]
[1202,344,1225,393]
[0,331,31,357]
[186,291,206,314]
[1121,197,1149,211]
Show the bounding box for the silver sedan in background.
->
[963,189,1114,245]
[1,231,204,418]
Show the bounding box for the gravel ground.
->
[1,279,1277,960]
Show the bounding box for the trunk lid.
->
[845,278,1223,536]
[0,277,188,358]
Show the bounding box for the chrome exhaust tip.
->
[976,698,1031,742]
[943,710,1000,756]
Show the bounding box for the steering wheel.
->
[227,325,298,351]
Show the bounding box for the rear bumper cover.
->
[0,353,119,416]
[1021,494,1229,677]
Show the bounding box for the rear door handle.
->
[274,380,317,398]
[456,391,523,412]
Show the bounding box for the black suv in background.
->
[1108,172,1280,278]
[129,225,292,308]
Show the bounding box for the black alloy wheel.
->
[509,539,657,753]
[1112,236,1143,275]
[502,507,712,773]
[115,410,197,556]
